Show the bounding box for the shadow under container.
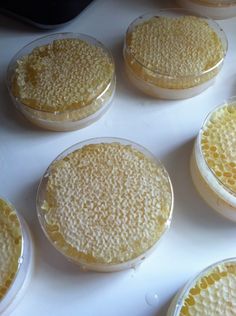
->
[177,0,236,19]
[37,137,174,272]
[191,97,236,221]
[167,257,236,315]
[0,198,34,316]
[7,33,116,131]
[123,9,227,99]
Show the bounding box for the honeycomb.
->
[0,199,22,300]
[180,261,236,315]
[124,16,225,89]
[41,142,173,265]
[19,76,115,126]
[12,38,114,122]
[200,103,236,195]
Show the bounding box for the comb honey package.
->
[168,258,236,315]
[37,138,174,272]
[0,198,34,315]
[7,33,115,131]
[177,0,236,19]
[191,98,236,221]
[123,10,227,99]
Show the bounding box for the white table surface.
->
[1,1,236,315]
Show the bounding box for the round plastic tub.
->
[191,97,236,221]
[37,137,174,272]
[167,257,236,315]
[177,0,236,19]
[0,198,34,316]
[7,33,116,131]
[123,9,227,99]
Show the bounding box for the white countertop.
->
[1,0,236,315]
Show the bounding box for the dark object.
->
[0,0,94,29]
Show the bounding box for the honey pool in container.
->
[0,198,34,316]
[123,9,227,99]
[177,0,236,19]
[168,258,236,315]
[37,138,174,272]
[7,33,115,131]
[191,98,236,221]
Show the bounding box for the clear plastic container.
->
[37,138,174,272]
[123,9,227,99]
[191,97,236,221]
[0,198,34,316]
[177,0,236,19]
[6,33,116,132]
[167,257,236,315]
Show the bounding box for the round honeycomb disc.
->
[12,35,114,113]
[125,13,226,84]
[37,139,173,268]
